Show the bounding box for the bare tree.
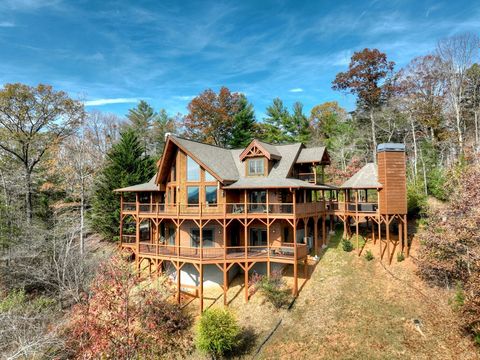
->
[437,33,480,153]
[0,84,84,224]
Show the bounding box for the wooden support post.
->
[176,262,181,304]
[322,215,326,247]
[371,217,375,244]
[244,263,249,303]
[356,217,360,255]
[303,258,308,279]
[199,263,204,313]
[223,263,228,306]
[314,216,319,255]
[343,216,347,240]
[293,219,298,297]
[404,215,409,257]
[378,219,382,260]
[399,216,403,254]
[386,215,391,264]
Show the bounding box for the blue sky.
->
[0,0,479,119]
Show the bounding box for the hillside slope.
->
[258,228,478,360]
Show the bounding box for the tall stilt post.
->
[199,263,204,313]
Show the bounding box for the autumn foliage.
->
[65,257,193,359]
[417,159,480,341]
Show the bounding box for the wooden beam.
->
[199,263,204,313]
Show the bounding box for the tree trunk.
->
[410,115,418,180]
[475,111,479,155]
[454,103,464,153]
[80,180,85,255]
[369,109,377,163]
[25,168,32,225]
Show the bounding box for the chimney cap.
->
[377,143,405,152]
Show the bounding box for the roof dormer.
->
[239,139,282,161]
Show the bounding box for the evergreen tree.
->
[127,100,158,155]
[90,129,155,240]
[262,98,292,143]
[262,98,311,143]
[290,102,311,143]
[228,95,256,148]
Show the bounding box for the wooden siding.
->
[377,151,407,215]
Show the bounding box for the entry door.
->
[249,228,267,246]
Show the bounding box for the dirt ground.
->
[257,228,479,360]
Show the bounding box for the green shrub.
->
[195,308,240,357]
[342,239,353,252]
[452,282,465,310]
[257,276,292,309]
[397,252,405,262]
[407,181,427,216]
[364,250,374,261]
[474,332,480,346]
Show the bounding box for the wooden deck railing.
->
[122,201,328,216]
[134,242,308,260]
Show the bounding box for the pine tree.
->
[228,95,256,148]
[127,100,158,155]
[90,129,155,240]
[290,102,311,143]
[262,98,292,143]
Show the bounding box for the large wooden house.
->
[116,135,408,312]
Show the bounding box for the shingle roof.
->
[171,136,239,181]
[224,177,334,190]
[340,163,382,189]
[296,147,327,164]
[114,175,159,192]
[255,140,282,159]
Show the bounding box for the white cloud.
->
[0,21,15,27]
[84,98,139,106]
[289,88,304,93]
[173,95,195,101]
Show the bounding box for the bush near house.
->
[65,257,193,359]
[195,308,241,357]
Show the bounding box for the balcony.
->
[327,201,378,214]
[134,242,308,261]
[121,201,328,217]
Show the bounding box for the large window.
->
[190,228,214,247]
[249,228,267,246]
[187,156,200,181]
[205,186,217,205]
[248,158,264,176]
[205,171,215,181]
[187,186,199,205]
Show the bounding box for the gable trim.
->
[239,139,281,161]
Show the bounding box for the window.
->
[249,228,267,246]
[187,186,199,205]
[187,156,200,181]
[167,226,176,245]
[205,171,215,181]
[248,158,264,176]
[170,162,176,182]
[205,186,217,205]
[190,228,214,247]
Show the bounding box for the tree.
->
[127,100,157,156]
[0,83,84,224]
[151,109,178,155]
[465,63,480,154]
[262,99,310,143]
[262,98,292,143]
[90,129,154,240]
[227,95,256,148]
[184,87,243,147]
[332,48,396,162]
[290,102,311,143]
[436,33,480,153]
[67,257,192,359]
